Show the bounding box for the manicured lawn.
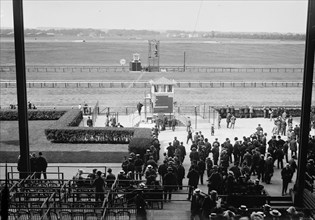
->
[0,120,128,152]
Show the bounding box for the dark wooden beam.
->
[13,0,30,178]
[294,0,315,206]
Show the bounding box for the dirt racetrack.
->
[0,86,308,108]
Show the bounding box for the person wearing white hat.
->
[250,211,264,220]
[191,188,203,220]
[286,206,298,220]
[145,165,157,185]
[73,169,85,187]
[117,170,127,187]
[223,210,236,219]
[269,209,282,219]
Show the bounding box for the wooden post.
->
[294,0,315,206]
[13,0,30,177]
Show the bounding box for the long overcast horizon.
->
[0,0,309,34]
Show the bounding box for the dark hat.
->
[96,171,102,176]
[107,168,112,173]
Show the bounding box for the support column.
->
[294,0,315,206]
[13,0,30,178]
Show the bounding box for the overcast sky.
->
[0,0,308,33]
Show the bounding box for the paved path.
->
[141,116,299,197]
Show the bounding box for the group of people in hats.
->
[191,197,311,220]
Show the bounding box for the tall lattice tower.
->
[148,40,160,72]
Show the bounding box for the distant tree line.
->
[0,28,305,40]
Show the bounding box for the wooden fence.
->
[0,80,310,89]
[0,65,304,73]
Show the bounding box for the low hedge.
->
[45,109,153,147]
[0,109,66,120]
[45,127,135,143]
[47,109,83,127]
[129,128,153,157]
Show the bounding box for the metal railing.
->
[1,80,313,88]
[0,65,304,73]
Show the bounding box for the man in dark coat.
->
[197,159,206,185]
[36,152,48,179]
[92,171,106,202]
[171,117,177,131]
[190,147,200,162]
[190,188,204,220]
[187,166,199,200]
[281,163,293,195]
[135,190,148,220]
[105,168,116,188]
[137,102,143,115]
[264,156,274,184]
[87,116,93,127]
[166,142,175,158]
[178,142,187,163]
[145,165,157,185]
[176,162,185,190]
[163,167,178,201]
[158,160,168,183]
[207,165,222,194]
[30,153,39,178]
[212,140,220,165]
[134,154,144,180]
